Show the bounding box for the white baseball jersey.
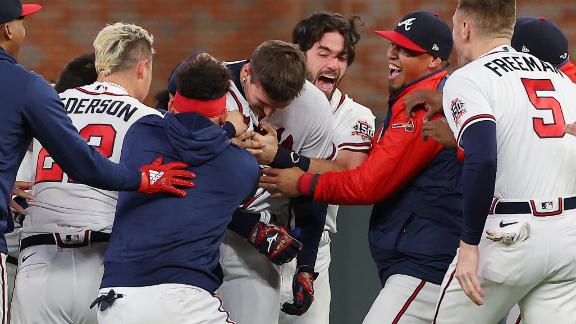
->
[25,82,162,234]
[443,45,576,200]
[325,89,375,232]
[226,81,253,128]
[242,81,336,222]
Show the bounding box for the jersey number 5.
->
[521,78,566,138]
[35,124,117,183]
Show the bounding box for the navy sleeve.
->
[22,76,140,190]
[292,197,327,272]
[460,121,497,245]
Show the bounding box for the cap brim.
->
[374,30,427,53]
[21,4,42,17]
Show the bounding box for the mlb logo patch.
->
[450,98,467,126]
[391,120,415,133]
[541,201,554,210]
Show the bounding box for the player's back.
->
[25,82,161,234]
[446,45,576,200]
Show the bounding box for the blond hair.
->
[93,22,154,76]
[458,0,516,38]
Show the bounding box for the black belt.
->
[20,231,110,251]
[6,255,17,265]
[492,196,576,216]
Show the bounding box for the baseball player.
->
[433,1,576,323]
[244,12,376,324]
[0,3,193,322]
[10,23,195,324]
[262,11,463,324]
[95,54,259,324]
[405,15,576,151]
[216,40,336,324]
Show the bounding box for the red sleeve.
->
[312,107,444,205]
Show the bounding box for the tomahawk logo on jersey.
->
[443,45,576,200]
[27,82,162,234]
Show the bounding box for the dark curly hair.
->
[175,55,231,100]
[54,53,97,93]
[292,12,361,66]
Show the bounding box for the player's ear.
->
[428,56,442,70]
[136,59,148,80]
[219,110,228,126]
[1,22,13,40]
[462,20,472,42]
[168,98,177,113]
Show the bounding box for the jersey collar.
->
[329,88,346,115]
[477,45,515,60]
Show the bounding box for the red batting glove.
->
[137,156,196,197]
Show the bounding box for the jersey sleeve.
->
[442,74,496,149]
[22,75,141,190]
[299,100,337,160]
[312,108,444,205]
[334,104,375,153]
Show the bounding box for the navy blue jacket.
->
[0,49,140,252]
[101,112,259,293]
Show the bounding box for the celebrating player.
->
[261,11,463,324]
[216,40,335,324]
[243,12,375,324]
[10,23,194,324]
[433,1,576,323]
[95,55,259,324]
[0,2,194,321]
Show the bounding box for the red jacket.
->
[305,69,448,205]
[560,60,576,84]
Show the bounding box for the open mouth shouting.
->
[315,72,339,96]
[389,63,402,79]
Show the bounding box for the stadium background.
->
[19,1,576,323]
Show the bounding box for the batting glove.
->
[137,156,196,197]
[249,222,302,265]
[281,266,318,316]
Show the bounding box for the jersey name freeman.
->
[62,97,138,122]
[484,55,564,77]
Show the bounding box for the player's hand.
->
[422,118,457,148]
[138,156,196,197]
[565,123,576,137]
[260,167,304,197]
[282,266,318,316]
[404,89,443,122]
[11,181,34,214]
[226,110,248,137]
[248,221,303,265]
[249,123,278,165]
[455,241,484,306]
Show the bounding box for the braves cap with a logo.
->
[0,0,42,24]
[375,11,453,61]
[512,16,569,67]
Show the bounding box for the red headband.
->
[173,91,226,118]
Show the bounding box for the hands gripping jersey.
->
[242,81,336,220]
[25,82,162,234]
[444,45,576,200]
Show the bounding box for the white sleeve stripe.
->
[456,114,496,149]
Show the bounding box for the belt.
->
[20,231,110,251]
[490,196,576,216]
[6,255,17,265]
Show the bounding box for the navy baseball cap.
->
[375,11,453,60]
[167,51,206,95]
[0,0,42,25]
[512,16,569,66]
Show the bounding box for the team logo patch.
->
[352,120,375,141]
[450,98,467,126]
[398,18,416,31]
[391,119,415,133]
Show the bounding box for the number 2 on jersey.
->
[35,124,117,183]
[521,78,566,138]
